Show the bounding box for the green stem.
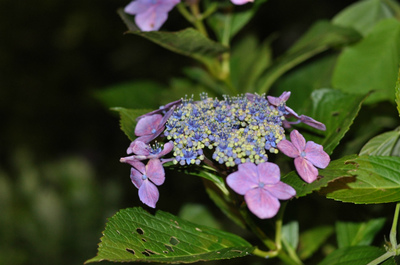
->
[390,202,400,254]
[366,244,399,265]
[189,3,209,37]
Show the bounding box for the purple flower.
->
[130,159,165,208]
[267,92,326,131]
[277,130,330,183]
[121,141,174,164]
[136,99,182,121]
[226,162,296,219]
[230,0,254,5]
[124,0,180,32]
[133,106,175,145]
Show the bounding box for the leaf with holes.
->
[85,207,254,264]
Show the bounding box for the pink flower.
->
[231,0,254,5]
[124,0,180,32]
[267,91,326,131]
[121,141,174,164]
[130,159,165,208]
[226,162,296,219]
[277,130,330,183]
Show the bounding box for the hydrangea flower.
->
[226,162,296,219]
[124,0,180,32]
[266,92,326,131]
[231,0,254,5]
[130,159,165,208]
[121,141,174,164]
[277,130,330,183]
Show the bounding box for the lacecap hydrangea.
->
[120,92,330,218]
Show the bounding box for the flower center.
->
[300,151,306,157]
[151,128,157,134]
[142,175,148,180]
[258,182,265,188]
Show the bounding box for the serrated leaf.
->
[318,246,394,265]
[359,129,400,156]
[332,0,395,36]
[335,218,386,248]
[94,81,166,109]
[255,21,361,94]
[86,207,253,264]
[332,19,400,104]
[118,9,228,69]
[324,155,400,203]
[112,107,153,141]
[281,155,357,198]
[298,226,334,260]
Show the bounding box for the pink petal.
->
[120,155,147,166]
[299,115,326,131]
[265,182,296,200]
[130,167,144,189]
[135,114,162,136]
[124,0,149,15]
[127,140,150,155]
[245,188,280,219]
[138,180,159,208]
[257,162,281,185]
[231,0,254,5]
[284,106,300,119]
[304,141,330,169]
[135,7,168,31]
[226,165,258,195]
[290,130,306,152]
[136,99,182,121]
[159,141,174,157]
[267,91,291,106]
[146,159,165,186]
[294,157,319,183]
[131,160,146,175]
[277,139,300,158]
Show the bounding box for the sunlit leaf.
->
[324,155,400,203]
[332,19,400,104]
[86,207,253,264]
[359,128,400,156]
[336,218,386,248]
[395,66,400,117]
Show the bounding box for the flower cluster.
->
[124,0,256,32]
[120,92,330,218]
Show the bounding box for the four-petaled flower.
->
[227,162,296,219]
[277,130,330,183]
[121,141,174,164]
[130,159,166,208]
[124,0,180,32]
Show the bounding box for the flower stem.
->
[390,202,400,254]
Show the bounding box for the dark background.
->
[0,1,364,264]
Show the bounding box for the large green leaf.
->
[359,128,400,156]
[335,218,386,248]
[255,21,361,94]
[94,81,166,109]
[294,88,368,155]
[332,19,400,104]
[332,0,395,36]
[318,246,396,265]
[112,107,153,141]
[281,155,357,198]
[396,66,400,117]
[324,155,400,204]
[86,207,253,264]
[298,226,334,260]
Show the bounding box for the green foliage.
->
[396,66,400,116]
[298,226,334,260]
[86,207,253,264]
[112,107,152,141]
[319,246,396,265]
[359,128,400,156]
[332,19,400,104]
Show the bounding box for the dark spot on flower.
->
[136,228,144,235]
[165,244,174,252]
[169,236,180,245]
[126,248,135,255]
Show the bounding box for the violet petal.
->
[245,188,280,219]
[138,180,159,208]
[294,157,319,183]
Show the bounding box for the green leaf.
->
[359,128,400,156]
[295,88,368,155]
[332,19,400,104]
[282,155,357,198]
[336,218,386,248]
[112,107,153,141]
[281,221,299,252]
[396,66,400,117]
[118,9,228,69]
[255,20,361,94]
[94,81,166,109]
[206,0,267,42]
[178,203,221,229]
[86,207,253,264]
[298,226,334,260]
[332,0,395,36]
[318,246,393,265]
[324,155,400,204]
